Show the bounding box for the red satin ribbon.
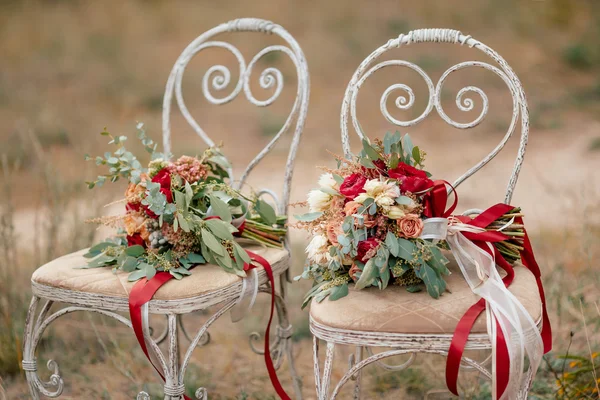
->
[425,200,552,398]
[423,180,458,218]
[128,249,291,400]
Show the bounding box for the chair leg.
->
[163,313,186,400]
[313,338,336,400]
[352,346,363,400]
[22,296,41,400]
[277,274,303,399]
[22,296,65,399]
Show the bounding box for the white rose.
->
[318,173,337,190]
[307,189,332,212]
[306,234,329,264]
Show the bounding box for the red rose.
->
[388,162,433,193]
[339,173,367,199]
[126,202,141,212]
[143,205,158,219]
[372,159,388,173]
[152,168,173,203]
[127,233,146,247]
[356,238,379,262]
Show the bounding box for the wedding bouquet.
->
[295,132,525,307]
[82,124,285,281]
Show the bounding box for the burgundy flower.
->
[372,159,388,173]
[127,233,146,248]
[388,162,433,193]
[126,202,141,212]
[152,168,173,203]
[356,238,380,262]
[339,173,367,199]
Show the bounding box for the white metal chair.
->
[310,28,542,399]
[22,18,309,399]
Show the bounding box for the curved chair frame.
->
[22,18,309,399]
[312,28,534,399]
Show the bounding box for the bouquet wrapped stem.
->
[481,207,525,263]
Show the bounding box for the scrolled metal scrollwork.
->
[341,29,530,204]
[364,347,417,371]
[195,387,208,399]
[350,60,435,132]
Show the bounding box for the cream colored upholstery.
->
[32,245,289,301]
[310,259,542,334]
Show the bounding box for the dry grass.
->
[1,0,600,398]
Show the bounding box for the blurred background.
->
[1,0,599,398]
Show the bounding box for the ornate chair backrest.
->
[162,18,310,215]
[340,28,528,204]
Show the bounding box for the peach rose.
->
[362,214,377,228]
[344,201,360,216]
[326,221,344,245]
[397,214,424,238]
[329,196,346,214]
[348,263,361,282]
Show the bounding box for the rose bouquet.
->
[294,132,526,307]
[82,124,284,281]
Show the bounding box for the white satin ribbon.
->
[421,218,544,399]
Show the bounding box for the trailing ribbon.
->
[421,187,552,399]
[128,221,291,399]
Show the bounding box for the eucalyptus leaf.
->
[414,260,442,298]
[406,285,422,293]
[355,259,378,290]
[395,196,413,205]
[121,256,138,272]
[329,283,349,301]
[294,212,323,222]
[396,238,416,261]
[201,228,225,256]
[360,157,375,169]
[144,263,156,280]
[209,194,232,222]
[127,269,146,282]
[362,139,381,160]
[256,199,277,226]
[385,231,399,257]
[412,146,421,164]
[403,134,414,162]
[205,218,234,240]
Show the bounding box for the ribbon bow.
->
[421,182,552,399]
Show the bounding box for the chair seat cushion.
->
[32,244,289,301]
[310,257,542,335]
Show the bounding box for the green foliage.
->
[562,43,595,70]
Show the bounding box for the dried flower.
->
[318,173,338,190]
[307,189,332,212]
[344,201,360,216]
[326,220,343,245]
[306,234,330,264]
[172,155,208,183]
[354,179,399,208]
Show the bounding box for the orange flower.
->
[397,214,424,238]
[326,221,343,245]
[344,201,360,216]
[348,263,361,282]
[125,173,149,203]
